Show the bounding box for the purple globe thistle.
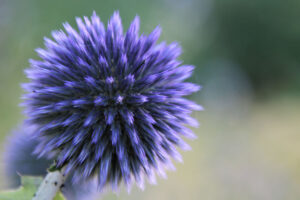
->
[22,11,202,190]
[4,124,98,200]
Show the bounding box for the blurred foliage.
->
[206,0,300,94]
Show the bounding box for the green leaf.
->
[53,192,65,200]
[0,176,66,200]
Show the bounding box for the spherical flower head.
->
[4,124,98,200]
[22,11,203,191]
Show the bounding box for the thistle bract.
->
[23,11,202,190]
[4,124,98,200]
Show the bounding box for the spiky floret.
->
[4,124,98,200]
[22,11,202,190]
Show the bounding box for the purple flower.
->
[4,124,98,200]
[22,11,202,191]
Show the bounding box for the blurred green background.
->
[0,0,300,199]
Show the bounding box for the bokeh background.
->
[0,0,300,199]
